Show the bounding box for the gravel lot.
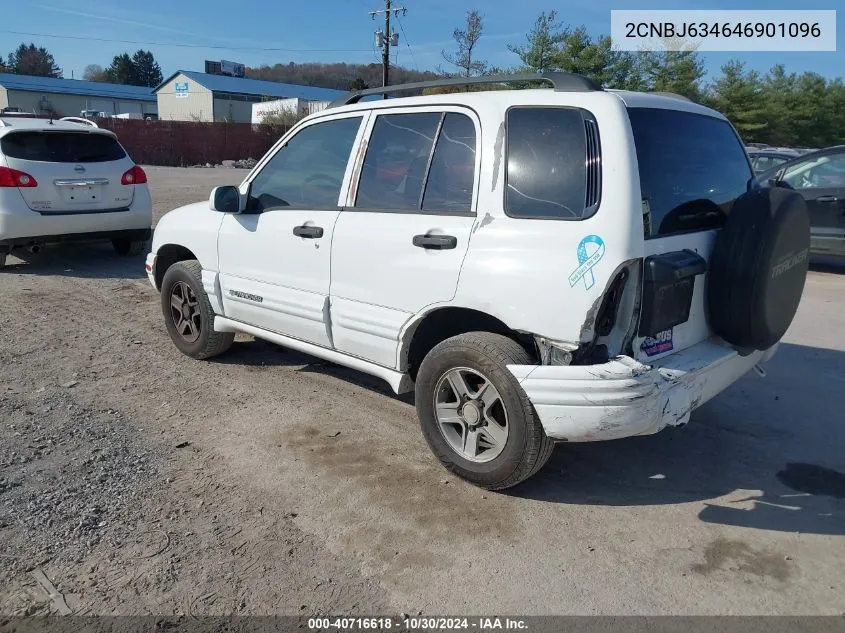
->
[1,166,843,616]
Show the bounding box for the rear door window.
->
[355,112,441,211]
[629,108,752,238]
[354,111,477,214]
[505,107,600,220]
[1,132,126,163]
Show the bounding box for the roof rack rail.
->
[650,91,693,103]
[59,116,99,128]
[328,71,602,108]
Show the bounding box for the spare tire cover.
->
[707,186,810,351]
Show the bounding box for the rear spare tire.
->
[707,186,810,350]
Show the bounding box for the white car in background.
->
[0,115,152,268]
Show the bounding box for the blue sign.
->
[175,82,189,98]
[568,235,606,290]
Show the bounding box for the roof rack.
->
[650,91,693,103]
[328,72,602,108]
[59,116,99,128]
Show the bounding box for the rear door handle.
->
[413,234,458,250]
[815,195,839,203]
[293,225,324,239]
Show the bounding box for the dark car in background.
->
[747,149,800,175]
[759,145,845,258]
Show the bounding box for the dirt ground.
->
[1,166,843,616]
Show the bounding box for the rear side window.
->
[1,132,126,163]
[629,108,752,238]
[505,107,600,220]
[355,111,477,214]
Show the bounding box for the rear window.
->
[1,132,126,163]
[629,108,752,238]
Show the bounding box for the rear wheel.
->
[160,260,234,359]
[415,332,553,490]
[112,238,147,257]
[0,247,9,269]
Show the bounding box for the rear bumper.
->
[508,339,778,442]
[0,227,150,247]
[0,188,152,243]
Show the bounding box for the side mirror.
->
[209,185,244,213]
[768,167,788,188]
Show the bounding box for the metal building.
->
[154,71,344,123]
[0,73,158,118]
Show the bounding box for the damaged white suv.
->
[146,73,810,490]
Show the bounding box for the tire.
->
[0,248,8,269]
[415,332,553,490]
[707,186,810,350]
[112,238,147,257]
[160,260,234,359]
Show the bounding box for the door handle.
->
[413,234,458,250]
[293,225,324,239]
[815,195,838,203]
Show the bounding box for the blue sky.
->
[1,0,842,83]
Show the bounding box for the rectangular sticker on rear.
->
[642,329,673,356]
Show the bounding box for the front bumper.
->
[508,338,778,442]
[145,252,157,290]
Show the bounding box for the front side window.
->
[355,111,478,214]
[782,152,845,189]
[248,116,361,211]
[629,108,752,238]
[505,107,597,220]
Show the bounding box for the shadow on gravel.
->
[213,339,407,399]
[2,242,147,280]
[506,342,845,536]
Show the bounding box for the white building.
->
[251,97,330,124]
[155,71,343,123]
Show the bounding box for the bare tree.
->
[83,64,108,82]
[442,9,487,77]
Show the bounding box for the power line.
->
[0,30,372,53]
[395,14,419,70]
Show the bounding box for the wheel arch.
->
[154,243,198,290]
[399,305,538,379]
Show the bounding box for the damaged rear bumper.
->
[507,339,778,442]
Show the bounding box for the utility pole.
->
[370,0,406,90]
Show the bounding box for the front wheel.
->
[160,260,234,359]
[415,332,554,490]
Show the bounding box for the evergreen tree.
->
[706,60,767,141]
[7,43,61,77]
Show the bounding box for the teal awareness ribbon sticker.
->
[568,235,605,290]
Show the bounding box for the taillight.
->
[0,166,38,188]
[121,165,147,185]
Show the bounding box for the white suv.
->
[0,116,152,267]
[146,73,810,490]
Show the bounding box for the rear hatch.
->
[0,130,135,214]
[627,106,754,361]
